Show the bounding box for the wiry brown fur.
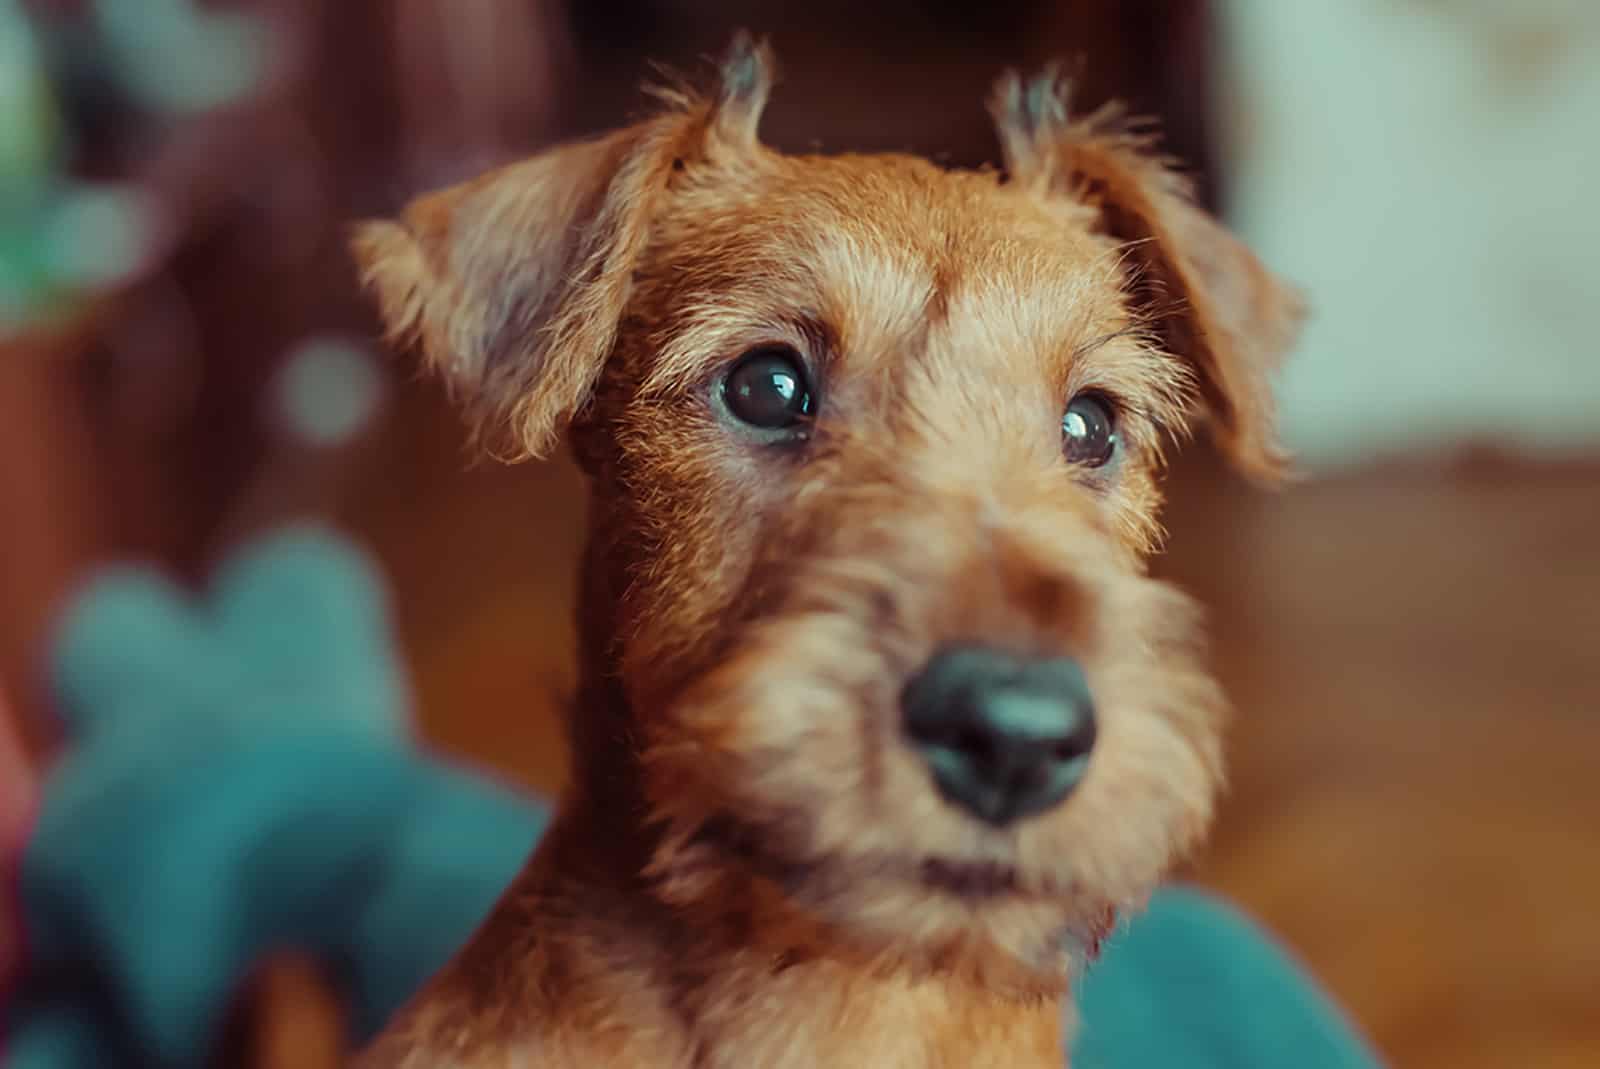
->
[350,32,1302,1069]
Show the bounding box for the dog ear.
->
[351,32,776,459]
[990,68,1304,484]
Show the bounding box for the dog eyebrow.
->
[1070,324,1146,361]
[637,313,752,399]
[639,307,841,405]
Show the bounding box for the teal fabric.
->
[5,527,544,1067]
[1073,889,1380,1068]
[1,524,1381,1067]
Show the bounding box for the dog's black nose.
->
[901,646,1096,826]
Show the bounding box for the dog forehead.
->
[639,152,1129,389]
[678,151,1111,276]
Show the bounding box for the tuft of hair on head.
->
[644,29,777,157]
[713,30,777,148]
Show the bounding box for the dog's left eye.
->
[722,345,813,430]
[1062,392,1118,468]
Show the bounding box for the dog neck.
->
[496,794,1069,1068]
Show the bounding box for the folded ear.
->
[351,31,776,459]
[991,68,1305,484]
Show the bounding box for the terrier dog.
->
[350,34,1301,1069]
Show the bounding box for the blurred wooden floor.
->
[1162,455,1600,1069]
[341,384,1600,1069]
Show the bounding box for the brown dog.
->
[350,33,1301,1069]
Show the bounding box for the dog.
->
[349,33,1302,1069]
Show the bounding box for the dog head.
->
[353,34,1302,988]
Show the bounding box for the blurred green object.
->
[95,0,270,117]
[0,1,60,195]
[0,0,271,332]
[0,0,74,329]
[6,525,549,1066]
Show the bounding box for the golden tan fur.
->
[349,33,1302,1069]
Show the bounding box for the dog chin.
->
[809,860,1113,981]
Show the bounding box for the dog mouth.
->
[920,857,1022,899]
[682,813,1035,903]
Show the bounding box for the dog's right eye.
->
[1062,392,1119,468]
[722,345,813,430]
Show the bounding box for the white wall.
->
[1215,0,1600,471]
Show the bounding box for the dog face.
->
[353,36,1301,986]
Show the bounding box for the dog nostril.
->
[1053,737,1081,762]
[955,723,996,765]
[1048,707,1097,763]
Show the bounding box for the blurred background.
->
[2,2,1596,1068]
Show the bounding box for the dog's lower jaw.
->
[357,798,1079,1069]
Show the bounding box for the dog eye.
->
[722,345,813,429]
[1062,393,1118,467]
